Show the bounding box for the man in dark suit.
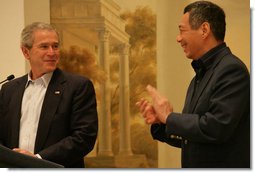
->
[0,22,98,168]
[136,1,250,168]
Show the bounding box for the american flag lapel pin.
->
[55,91,61,95]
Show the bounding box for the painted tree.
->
[111,6,157,117]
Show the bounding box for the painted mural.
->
[50,0,157,168]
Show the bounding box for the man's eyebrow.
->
[38,42,59,45]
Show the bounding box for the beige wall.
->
[0,0,50,83]
[156,0,250,168]
[0,0,25,81]
[23,0,50,72]
[24,0,50,25]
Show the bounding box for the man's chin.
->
[185,54,197,60]
[45,66,57,73]
[185,54,192,59]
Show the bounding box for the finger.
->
[139,99,149,113]
[141,105,150,118]
[135,98,146,107]
[13,148,21,152]
[145,116,155,124]
[145,117,151,124]
[143,104,153,115]
[146,85,161,101]
[135,100,142,107]
[13,148,26,154]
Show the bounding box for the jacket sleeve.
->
[151,123,181,148]
[0,87,4,145]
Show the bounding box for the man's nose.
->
[48,46,58,53]
[176,35,182,43]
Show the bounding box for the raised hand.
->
[146,85,173,124]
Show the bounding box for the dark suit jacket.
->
[151,45,250,168]
[0,68,98,168]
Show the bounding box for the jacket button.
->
[184,140,188,144]
[170,135,175,139]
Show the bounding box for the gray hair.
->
[21,22,60,49]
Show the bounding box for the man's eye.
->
[38,44,59,50]
[52,44,59,49]
[39,45,49,49]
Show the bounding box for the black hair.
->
[184,1,226,41]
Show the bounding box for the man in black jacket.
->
[0,22,98,168]
[136,1,250,168]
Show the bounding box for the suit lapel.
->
[182,78,195,113]
[9,76,27,148]
[189,70,214,113]
[189,48,231,113]
[34,69,66,152]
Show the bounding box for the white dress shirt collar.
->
[26,71,53,88]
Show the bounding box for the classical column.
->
[118,43,133,156]
[97,28,113,156]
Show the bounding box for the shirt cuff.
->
[35,154,42,159]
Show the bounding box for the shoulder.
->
[54,68,94,88]
[55,68,90,81]
[1,74,27,90]
[212,51,250,89]
[215,49,249,76]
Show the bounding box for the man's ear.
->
[21,46,30,60]
[201,22,210,39]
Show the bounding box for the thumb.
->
[146,85,160,100]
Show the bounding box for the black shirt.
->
[191,42,226,101]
